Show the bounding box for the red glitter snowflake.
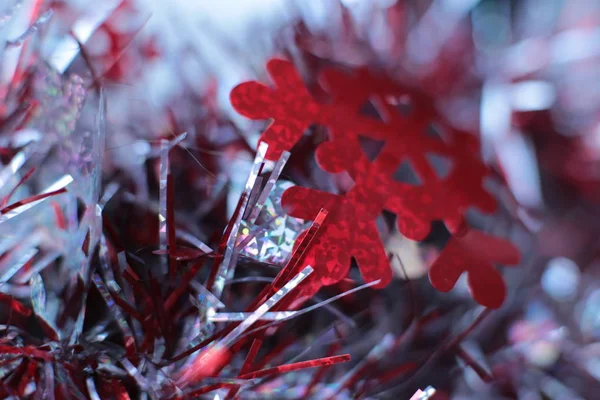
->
[231,59,520,308]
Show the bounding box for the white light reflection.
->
[511,81,556,112]
[542,257,580,302]
[496,133,542,208]
[480,83,512,160]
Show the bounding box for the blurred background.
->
[3,0,600,398]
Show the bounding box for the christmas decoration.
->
[1,0,599,399]
[231,59,520,308]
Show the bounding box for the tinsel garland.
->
[0,1,599,399]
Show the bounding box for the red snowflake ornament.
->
[429,230,521,308]
[282,152,397,289]
[231,59,520,308]
[317,67,497,240]
[230,60,320,161]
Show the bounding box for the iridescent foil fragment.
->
[219,265,313,348]
[0,144,36,198]
[30,66,86,143]
[0,166,35,208]
[240,180,310,264]
[42,363,54,400]
[92,273,136,352]
[246,151,290,225]
[0,175,72,223]
[84,88,107,251]
[209,311,295,322]
[211,142,267,299]
[234,215,275,252]
[158,139,170,275]
[243,176,263,221]
[176,230,213,255]
[178,266,313,388]
[86,376,102,400]
[0,231,40,282]
[410,387,437,400]
[237,280,380,341]
[29,273,46,316]
[238,354,351,380]
[120,359,149,393]
[0,187,67,215]
[189,281,226,310]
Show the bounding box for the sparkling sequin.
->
[240,181,310,265]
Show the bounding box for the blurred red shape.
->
[232,59,520,307]
[429,229,521,308]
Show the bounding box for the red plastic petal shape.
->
[429,230,520,308]
[231,58,520,305]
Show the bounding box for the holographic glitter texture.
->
[239,180,310,265]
